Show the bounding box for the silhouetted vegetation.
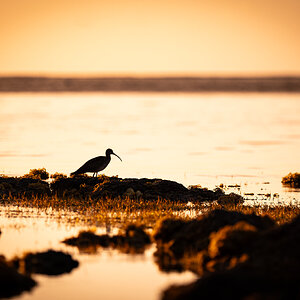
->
[0,176,50,198]
[23,168,49,180]
[282,172,300,187]
[1,171,299,226]
[50,172,67,180]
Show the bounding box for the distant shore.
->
[0,76,300,92]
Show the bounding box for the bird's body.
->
[71,148,122,177]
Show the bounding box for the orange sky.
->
[0,0,300,75]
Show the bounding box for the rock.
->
[1,174,236,202]
[208,221,257,259]
[281,172,300,188]
[153,210,274,260]
[63,224,151,254]
[0,255,36,298]
[161,214,300,300]
[217,192,244,206]
[11,250,79,276]
[0,177,51,198]
[63,231,110,252]
[51,176,225,201]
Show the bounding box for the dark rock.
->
[208,221,257,259]
[1,174,227,202]
[0,256,36,298]
[217,192,244,206]
[51,176,225,201]
[153,210,274,260]
[0,177,51,198]
[281,172,300,188]
[162,271,298,300]
[65,230,110,247]
[63,224,151,254]
[161,214,300,300]
[11,250,79,276]
[50,176,103,198]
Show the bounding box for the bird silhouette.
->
[71,148,122,177]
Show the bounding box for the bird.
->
[70,148,122,177]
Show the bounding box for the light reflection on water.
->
[0,205,196,300]
[1,92,299,299]
[0,92,299,201]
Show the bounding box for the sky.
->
[0,0,300,75]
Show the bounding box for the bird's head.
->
[106,148,122,161]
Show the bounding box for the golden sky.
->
[1,0,300,75]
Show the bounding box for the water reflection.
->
[0,92,299,201]
[0,204,196,300]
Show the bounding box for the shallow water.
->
[0,92,299,201]
[0,204,196,300]
[0,92,299,298]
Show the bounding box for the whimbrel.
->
[70,148,122,177]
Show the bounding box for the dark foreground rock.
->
[153,210,274,264]
[0,177,51,198]
[11,250,79,276]
[51,176,225,202]
[63,224,151,254]
[0,256,36,298]
[157,210,300,300]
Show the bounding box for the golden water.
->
[0,92,299,200]
[0,92,300,299]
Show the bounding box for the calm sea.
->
[0,92,299,202]
[0,91,300,300]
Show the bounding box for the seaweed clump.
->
[0,177,50,198]
[155,210,300,300]
[282,172,300,187]
[153,210,274,273]
[11,250,79,276]
[51,176,225,202]
[63,224,151,254]
[1,171,230,203]
[23,168,49,180]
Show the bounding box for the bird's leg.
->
[93,172,95,177]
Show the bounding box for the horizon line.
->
[1,74,300,79]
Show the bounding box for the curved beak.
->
[112,152,122,162]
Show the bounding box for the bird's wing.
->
[74,156,104,173]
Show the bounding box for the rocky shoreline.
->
[0,171,299,299]
[0,175,231,203]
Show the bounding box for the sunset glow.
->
[0,2,300,300]
[1,0,300,75]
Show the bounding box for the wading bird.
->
[71,148,122,177]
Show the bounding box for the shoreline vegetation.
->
[0,169,299,299]
[0,76,300,92]
[0,169,299,226]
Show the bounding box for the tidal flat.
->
[0,173,299,300]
